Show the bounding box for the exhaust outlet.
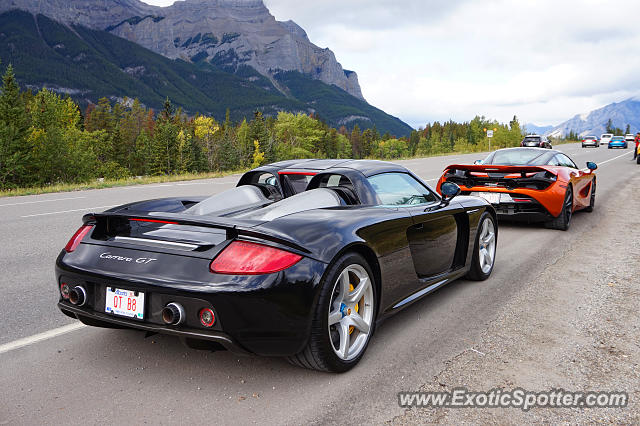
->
[161,303,185,325]
[69,286,87,306]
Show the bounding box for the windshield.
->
[523,137,541,142]
[367,172,437,206]
[483,148,552,166]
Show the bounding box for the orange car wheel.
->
[585,181,596,213]
[545,185,573,231]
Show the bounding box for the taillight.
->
[210,241,302,275]
[64,225,93,253]
[130,218,178,225]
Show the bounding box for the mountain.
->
[0,0,364,100]
[547,98,640,138]
[0,10,412,136]
[523,123,553,135]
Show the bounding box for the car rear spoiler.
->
[443,164,556,175]
[442,164,558,191]
[82,211,312,254]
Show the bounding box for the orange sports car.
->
[436,147,597,230]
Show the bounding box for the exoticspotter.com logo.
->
[398,388,628,411]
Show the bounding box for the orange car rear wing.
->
[442,164,558,191]
[443,164,557,175]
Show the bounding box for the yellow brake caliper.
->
[349,284,359,334]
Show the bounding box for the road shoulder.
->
[392,174,640,424]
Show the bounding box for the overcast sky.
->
[143,0,640,128]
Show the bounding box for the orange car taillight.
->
[210,241,302,275]
[64,225,93,253]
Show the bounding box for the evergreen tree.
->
[151,120,179,175]
[361,128,376,158]
[350,125,362,158]
[408,130,420,156]
[236,119,253,166]
[161,97,174,121]
[0,64,31,188]
[605,119,614,134]
[250,111,272,161]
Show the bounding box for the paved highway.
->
[0,143,635,424]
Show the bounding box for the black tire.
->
[636,155,640,164]
[465,212,497,281]
[585,181,596,212]
[545,185,573,231]
[287,252,377,373]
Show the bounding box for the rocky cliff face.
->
[1,0,365,100]
[0,0,153,30]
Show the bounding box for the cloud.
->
[144,0,640,127]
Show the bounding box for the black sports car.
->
[56,159,498,372]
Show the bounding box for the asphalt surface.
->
[0,143,635,424]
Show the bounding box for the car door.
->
[367,172,462,279]
[555,154,592,208]
[405,201,464,278]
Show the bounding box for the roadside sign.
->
[487,130,494,138]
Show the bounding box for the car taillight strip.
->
[277,171,317,176]
[129,218,179,225]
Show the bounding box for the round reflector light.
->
[199,308,215,327]
[60,283,70,299]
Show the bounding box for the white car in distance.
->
[600,133,613,145]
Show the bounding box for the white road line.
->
[0,196,86,207]
[21,205,117,218]
[598,151,631,166]
[175,182,212,186]
[0,323,86,355]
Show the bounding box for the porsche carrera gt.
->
[57,159,498,372]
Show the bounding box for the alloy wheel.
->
[478,218,496,274]
[328,264,374,361]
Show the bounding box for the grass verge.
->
[0,140,582,198]
[0,169,247,198]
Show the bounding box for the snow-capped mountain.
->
[547,97,640,138]
[523,124,554,135]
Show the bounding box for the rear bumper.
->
[58,302,251,354]
[56,251,327,356]
[493,203,552,222]
[608,143,627,148]
[461,189,560,221]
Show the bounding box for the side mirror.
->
[439,182,461,206]
[586,161,598,171]
[473,160,483,165]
